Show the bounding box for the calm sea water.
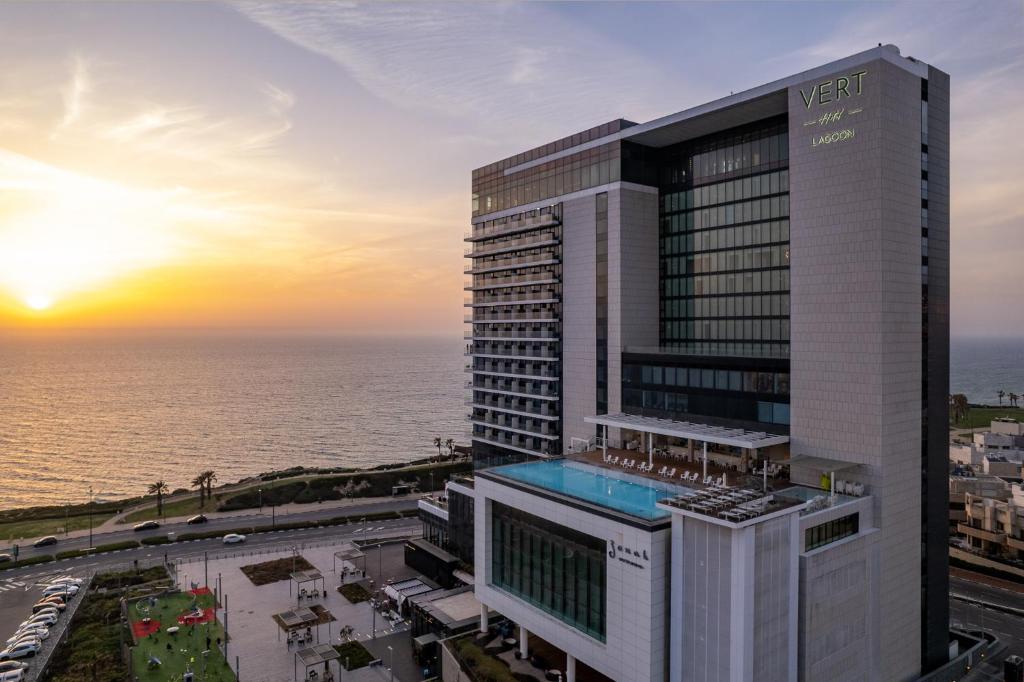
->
[0,334,467,510]
[0,333,1017,510]
[950,336,1024,405]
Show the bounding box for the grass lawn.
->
[335,640,375,670]
[131,590,235,682]
[951,406,1024,430]
[0,513,114,542]
[240,555,316,586]
[338,582,372,604]
[122,494,226,523]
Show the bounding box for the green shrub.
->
[46,588,126,682]
[6,554,54,569]
[96,540,141,552]
[91,565,168,590]
[178,527,255,541]
[338,583,372,603]
[141,536,172,545]
[335,640,375,669]
[218,481,306,511]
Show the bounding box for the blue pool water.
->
[491,459,689,520]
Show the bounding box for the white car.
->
[41,584,77,597]
[21,614,57,628]
[28,606,59,619]
[49,576,82,585]
[0,669,26,682]
[0,661,28,673]
[0,639,39,660]
[6,628,47,646]
[222,533,246,545]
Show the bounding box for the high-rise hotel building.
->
[461,45,949,681]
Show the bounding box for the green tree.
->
[445,438,455,457]
[998,389,1006,405]
[433,436,443,460]
[203,470,217,501]
[147,480,169,516]
[191,472,207,508]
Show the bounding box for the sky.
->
[0,1,1021,336]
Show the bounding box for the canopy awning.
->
[584,412,789,449]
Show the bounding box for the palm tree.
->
[445,438,455,457]
[997,389,1006,406]
[433,436,443,460]
[147,480,169,516]
[203,470,217,502]
[1010,392,1020,408]
[191,473,207,508]
[949,394,969,425]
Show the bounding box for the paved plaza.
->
[176,538,426,682]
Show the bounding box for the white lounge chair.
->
[657,466,667,476]
[667,468,676,479]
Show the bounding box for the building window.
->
[490,501,607,640]
[805,513,859,551]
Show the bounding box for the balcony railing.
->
[468,401,560,420]
[465,233,560,259]
[465,213,561,242]
[464,330,560,340]
[957,523,1006,544]
[466,311,559,324]
[465,276,560,292]
[464,254,560,275]
[465,293,560,307]
[470,417,559,439]
[466,382,560,399]
[466,346,560,360]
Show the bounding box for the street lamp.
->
[258,487,263,510]
[87,485,95,549]
[388,645,394,682]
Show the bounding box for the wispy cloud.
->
[57,55,89,130]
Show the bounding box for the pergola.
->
[293,643,341,682]
[289,569,326,605]
[333,543,366,579]
[584,412,790,474]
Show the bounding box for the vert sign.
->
[799,70,868,148]
[799,70,868,109]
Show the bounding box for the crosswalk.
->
[0,578,25,592]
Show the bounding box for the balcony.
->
[465,234,560,259]
[466,382,560,400]
[469,416,559,439]
[418,497,449,522]
[464,330,560,341]
[465,213,561,242]
[467,400,560,420]
[464,255,560,276]
[958,523,1006,544]
[465,276,560,292]
[465,311,559,324]
[466,346,560,360]
[465,294,560,308]
[1007,536,1024,551]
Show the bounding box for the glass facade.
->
[490,501,607,641]
[621,116,791,430]
[658,117,790,357]
[804,513,859,551]
[622,359,790,426]
[596,192,609,415]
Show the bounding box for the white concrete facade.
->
[472,473,670,682]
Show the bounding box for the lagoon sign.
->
[800,70,867,149]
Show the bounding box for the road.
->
[951,574,1024,681]
[5,497,420,561]
[0,516,421,645]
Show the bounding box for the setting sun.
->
[24,293,53,310]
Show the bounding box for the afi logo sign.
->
[800,71,867,109]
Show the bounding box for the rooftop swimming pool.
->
[489,459,691,520]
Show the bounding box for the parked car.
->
[0,661,28,673]
[0,555,12,564]
[186,514,208,525]
[222,533,246,545]
[133,521,160,532]
[0,668,26,681]
[6,628,47,646]
[49,576,82,585]
[0,639,40,660]
[22,613,57,628]
[38,594,66,605]
[32,536,57,548]
[41,584,77,597]
[2,637,38,654]
[32,601,64,613]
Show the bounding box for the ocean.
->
[0,333,1019,510]
[950,336,1024,405]
[0,334,467,510]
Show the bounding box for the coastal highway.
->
[4,497,421,561]
[0,516,422,645]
